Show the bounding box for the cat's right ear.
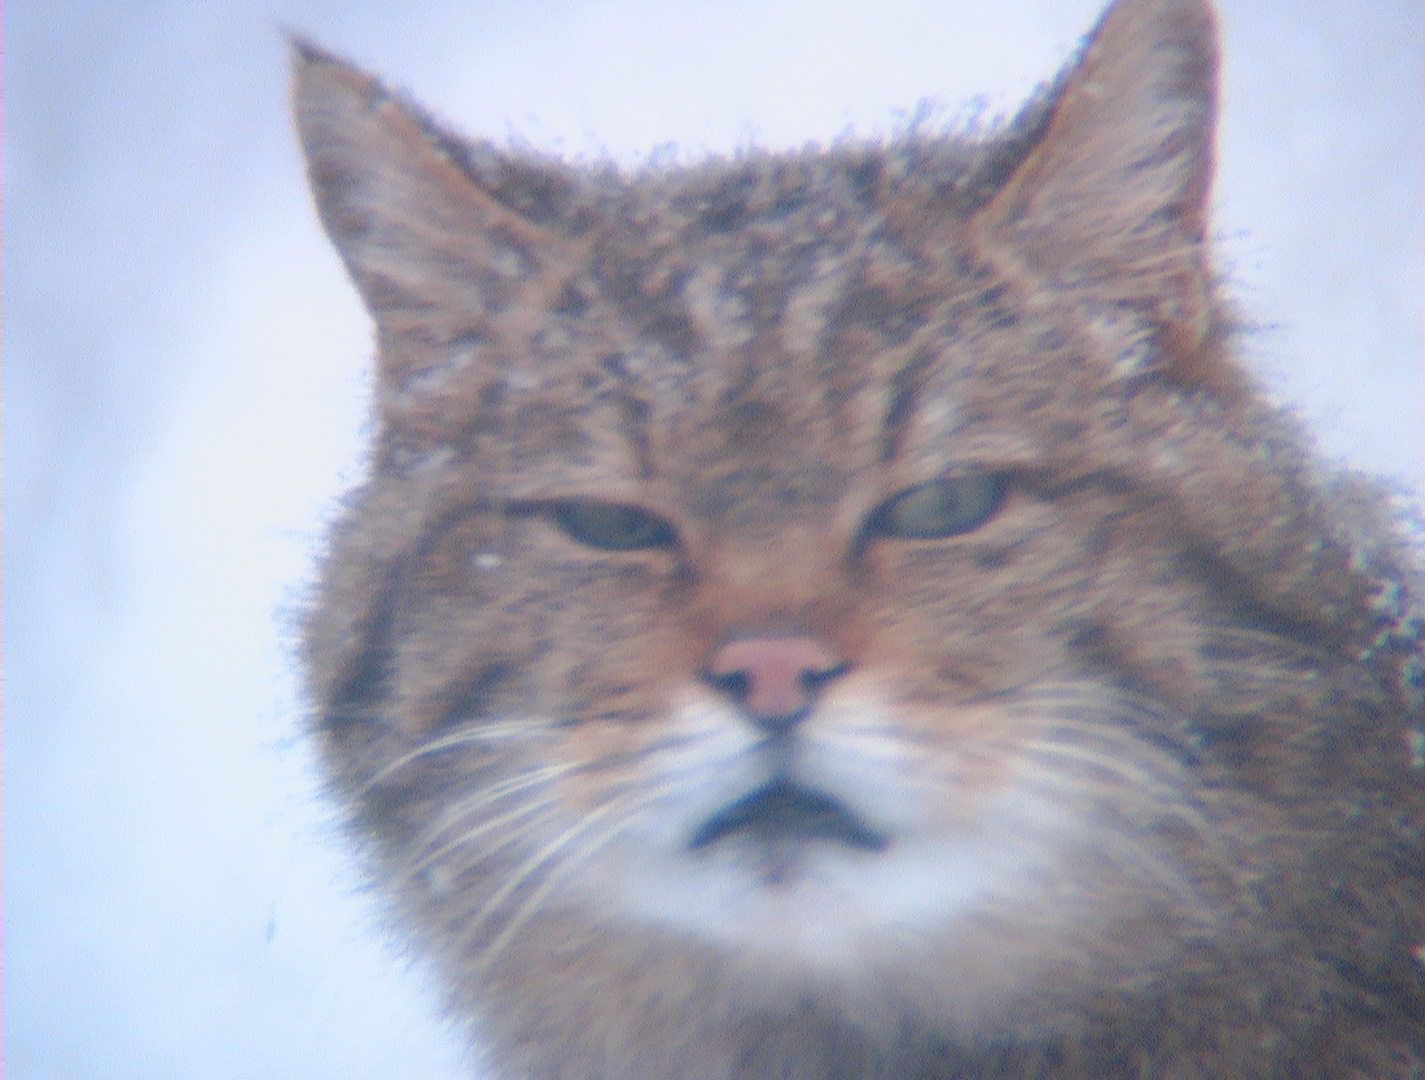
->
[290,39,582,363]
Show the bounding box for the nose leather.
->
[706,635,848,735]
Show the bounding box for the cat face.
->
[296,0,1424,1071]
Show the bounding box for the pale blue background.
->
[6,1,1422,1076]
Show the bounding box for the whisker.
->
[815,724,908,761]
[1016,737,1187,803]
[474,718,556,740]
[471,789,672,975]
[1001,682,1167,723]
[646,743,747,787]
[410,794,564,876]
[423,762,575,824]
[360,719,551,793]
[1073,816,1222,924]
[453,792,641,957]
[408,741,709,880]
[1008,741,1235,911]
[628,727,724,759]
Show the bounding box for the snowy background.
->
[6,1,1422,1076]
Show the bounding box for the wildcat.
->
[293,0,1425,1075]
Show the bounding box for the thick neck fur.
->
[294,0,1425,1076]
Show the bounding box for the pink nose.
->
[705,635,848,735]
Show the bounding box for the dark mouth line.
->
[688,778,890,853]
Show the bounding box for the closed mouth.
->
[688,778,889,853]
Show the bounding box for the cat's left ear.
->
[972,0,1227,390]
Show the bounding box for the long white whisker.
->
[454,792,639,955]
[422,762,575,825]
[1016,737,1193,809]
[360,719,550,793]
[1009,741,1235,908]
[472,789,670,975]
[411,795,563,875]
[1078,819,1222,923]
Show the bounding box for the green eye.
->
[551,500,677,552]
[868,475,1005,540]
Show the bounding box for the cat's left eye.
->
[866,475,1005,541]
[550,500,678,552]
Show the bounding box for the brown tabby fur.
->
[293,0,1425,1076]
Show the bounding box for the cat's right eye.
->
[549,499,678,552]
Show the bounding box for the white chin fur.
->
[555,692,1225,1042]
[574,693,1122,1032]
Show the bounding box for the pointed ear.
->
[290,39,583,374]
[973,0,1222,382]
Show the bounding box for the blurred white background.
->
[5,1,1421,1077]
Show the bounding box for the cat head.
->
[295,0,1422,1059]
